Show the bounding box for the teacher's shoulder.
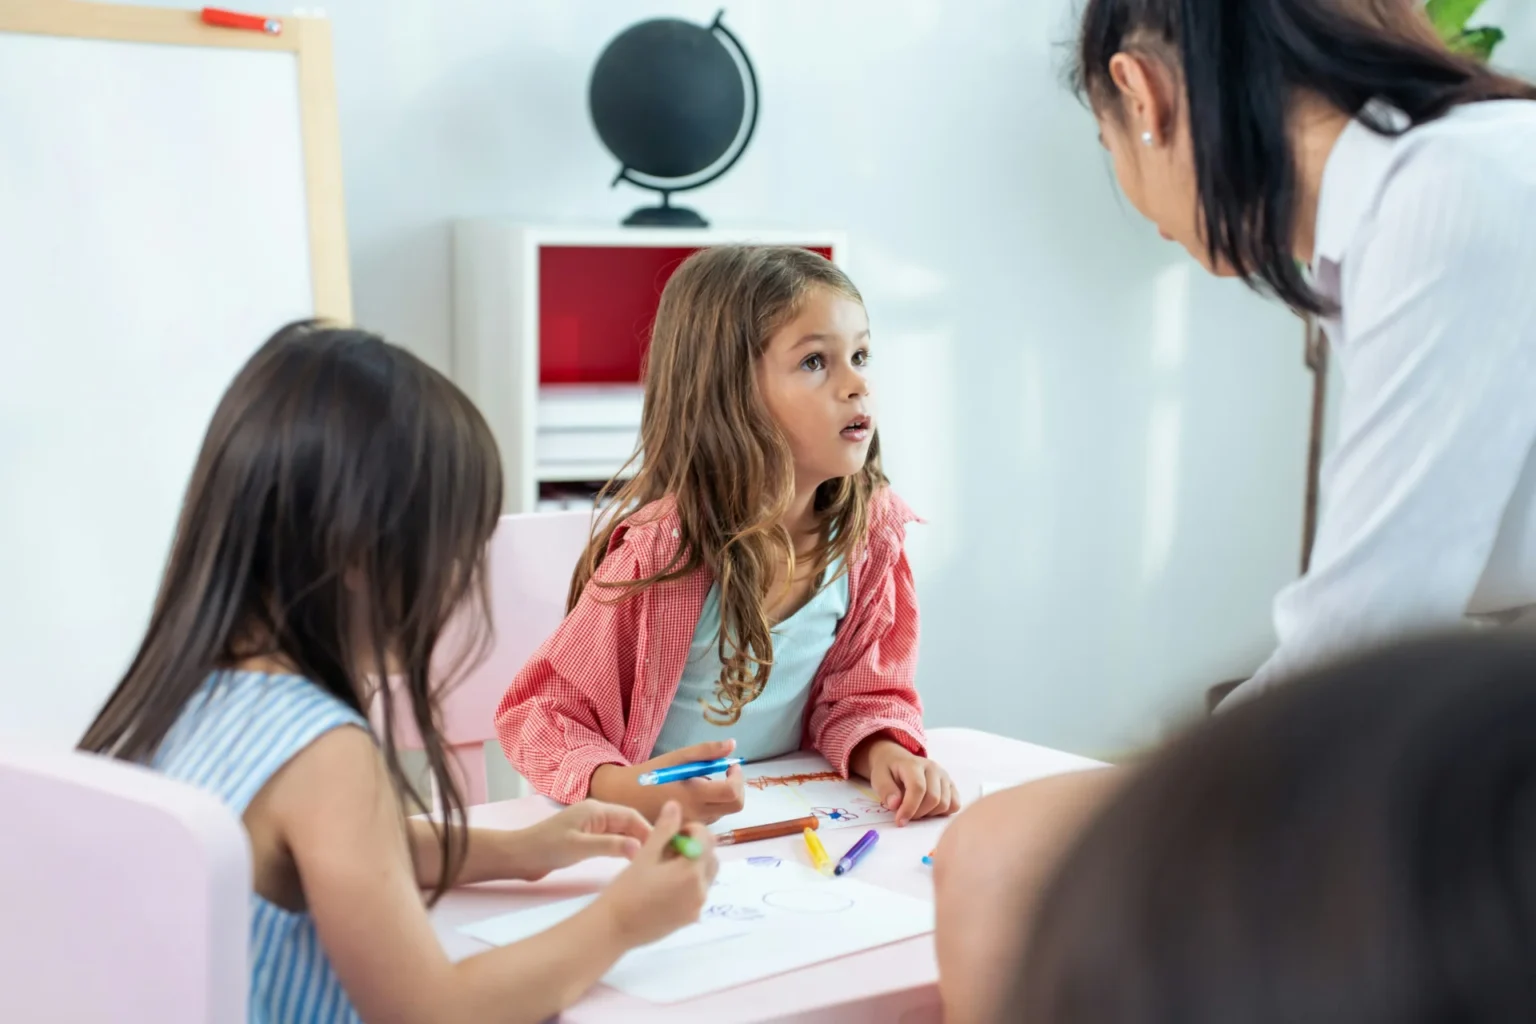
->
[1352,102,1536,298]
[1375,101,1536,238]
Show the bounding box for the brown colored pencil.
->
[714,814,820,846]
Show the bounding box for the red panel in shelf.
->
[538,244,836,385]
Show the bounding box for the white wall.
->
[97,0,1319,758]
[1485,0,1536,67]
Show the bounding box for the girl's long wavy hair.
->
[571,246,887,726]
[79,321,503,905]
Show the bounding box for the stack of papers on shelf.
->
[538,384,644,430]
[537,430,638,464]
[536,384,643,481]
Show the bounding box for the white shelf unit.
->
[451,222,850,513]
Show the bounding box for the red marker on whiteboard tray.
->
[201,7,282,35]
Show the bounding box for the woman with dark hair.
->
[1012,633,1536,1023]
[935,1,1536,1019]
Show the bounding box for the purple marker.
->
[834,829,880,876]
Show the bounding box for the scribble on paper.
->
[703,903,767,922]
[745,769,842,791]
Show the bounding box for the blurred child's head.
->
[1014,633,1536,1023]
[82,321,502,899]
[577,246,887,725]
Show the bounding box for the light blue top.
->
[652,564,849,761]
[152,671,367,1024]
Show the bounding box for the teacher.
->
[936,0,1536,1020]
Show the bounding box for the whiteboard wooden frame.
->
[0,0,352,320]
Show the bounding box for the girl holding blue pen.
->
[636,755,745,788]
[497,248,962,827]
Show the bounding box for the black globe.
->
[587,13,758,227]
[589,18,746,180]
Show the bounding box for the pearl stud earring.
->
[1142,131,1154,146]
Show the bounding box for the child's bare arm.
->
[260,726,714,1024]
[403,800,650,887]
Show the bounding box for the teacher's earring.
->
[1141,131,1154,146]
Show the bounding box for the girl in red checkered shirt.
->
[496,246,961,827]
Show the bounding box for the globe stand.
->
[589,11,759,229]
[622,193,709,228]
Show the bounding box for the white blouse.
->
[1227,100,1536,705]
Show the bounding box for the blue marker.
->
[637,756,745,787]
[834,829,880,876]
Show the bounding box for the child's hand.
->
[595,801,719,948]
[668,742,746,825]
[858,738,962,826]
[512,800,652,881]
[592,739,746,825]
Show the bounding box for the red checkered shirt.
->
[494,487,927,804]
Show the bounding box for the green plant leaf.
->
[1452,25,1505,60]
[1426,0,1488,38]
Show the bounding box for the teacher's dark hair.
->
[1072,0,1536,314]
[1012,632,1536,1023]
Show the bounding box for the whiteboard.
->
[0,11,347,746]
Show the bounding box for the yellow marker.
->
[803,826,833,875]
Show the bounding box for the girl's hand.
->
[858,738,963,826]
[590,739,746,825]
[512,800,652,881]
[595,801,720,948]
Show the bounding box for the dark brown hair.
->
[79,321,503,904]
[572,246,887,726]
[1015,633,1536,1023]
[1072,0,1536,314]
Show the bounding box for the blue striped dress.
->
[153,671,367,1023]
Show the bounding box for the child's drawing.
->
[711,753,897,835]
[762,889,856,914]
[703,903,766,922]
[746,856,782,868]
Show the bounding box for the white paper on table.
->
[708,752,895,834]
[460,858,934,1004]
[458,893,751,954]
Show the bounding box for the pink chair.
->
[0,745,250,1023]
[378,510,595,805]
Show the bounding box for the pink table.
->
[430,727,1103,1023]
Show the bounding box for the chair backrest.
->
[0,745,250,1023]
[376,510,595,801]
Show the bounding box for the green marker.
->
[670,833,703,860]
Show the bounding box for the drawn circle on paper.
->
[704,903,766,922]
[762,888,856,914]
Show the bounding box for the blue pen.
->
[834,829,880,876]
[636,756,745,787]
